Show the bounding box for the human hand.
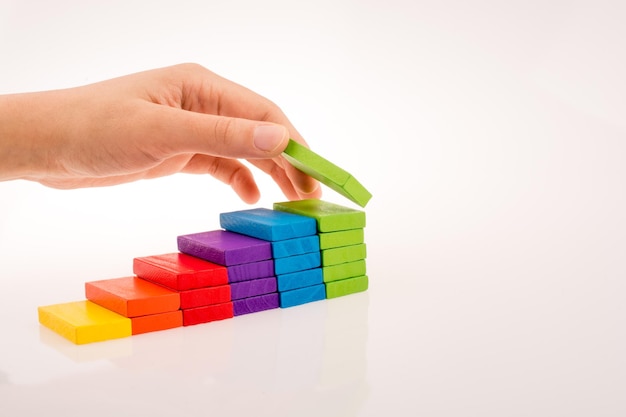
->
[0,63,321,203]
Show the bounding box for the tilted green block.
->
[282,140,372,207]
[319,228,364,249]
[273,199,366,232]
[325,275,368,299]
[322,259,367,283]
[321,244,367,266]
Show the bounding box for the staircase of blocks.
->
[38,199,369,344]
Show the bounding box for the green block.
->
[321,244,367,266]
[322,259,367,283]
[282,140,372,207]
[319,228,364,249]
[325,275,369,299]
[273,199,366,232]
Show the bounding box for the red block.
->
[182,302,234,326]
[133,253,228,290]
[132,310,183,335]
[180,285,231,309]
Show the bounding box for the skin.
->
[0,63,321,203]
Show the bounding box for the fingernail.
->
[254,125,286,152]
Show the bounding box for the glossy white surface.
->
[1,1,625,416]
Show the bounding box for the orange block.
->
[132,310,183,335]
[85,276,180,318]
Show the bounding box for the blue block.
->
[279,284,326,308]
[274,252,321,275]
[271,235,320,258]
[220,208,317,241]
[277,268,323,292]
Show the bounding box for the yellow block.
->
[38,300,132,345]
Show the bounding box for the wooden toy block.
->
[182,301,234,326]
[273,199,366,232]
[131,310,183,335]
[85,276,180,318]
[133,253,228,290]
[325,275,369,299]
[281,139,372,207]
[274,251,321,275]
[271,235,320,258]
[322,259,367,283]
[38,300,131,345]
[227,259,274,283]
[318,228,364,250]
[321,243,367,267]
[279,283,326,308]
[177,230,272,266]
[220,208,317,241]
[179,284,231,309]
[233,293,279,316]
[276,268,323,292]
[230,276,277,300]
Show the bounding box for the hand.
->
[0,63,321,203]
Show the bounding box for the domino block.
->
[133,252,228,290]
[279,283,326,308]
[271,235,320,258]
[220,208,316,241]
[322,259,367,283]
[227,259,274,282]
[273,199,366,232]
[182,301,234,326]
[281,139,372,207]
[277,268,323,292]
[318,228,364,250]
[132,310,183,335]
[177,230,271,266]
[321,244,367,267]
[230,276,277,300]
[274,251,321,275]
[38,300,131,344]
[85,276,180,317]
[233,293,280,316]
[325,275,369,298]
[179,285,231,309]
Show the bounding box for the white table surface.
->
[1,1,625,416]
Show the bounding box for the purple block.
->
[177,230,272,266]
[227,259,274,283]
[230,277,277,300]
[233,293,279,316]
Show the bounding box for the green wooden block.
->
[282,140,372,207]
[321,244,367,266]
[322,259,367,283]
[319,228,364,249]
[273,199,366,232]
[325,275,369,298]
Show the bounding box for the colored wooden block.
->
[38,300,131,345]
[322,259,367,283]
[220,208,317,241]
[179,285,231,309]
[274,251,321,275]
[233,293,280,316]
[277,268,323,292]
[325,275,369,298]
[227,259,274,282]
[281,139,372,207]
[279,283,326,308]
[230,276,277,300]
[321,244,367,267]
[177,230,271,266]
[133,252,228,290]
[132,310,183,335]
[182,302,234,326]
[85,276,180,318]
[318,228,364,250]
[271,235,320,258]
[273,199,366,232]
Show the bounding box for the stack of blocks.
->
[38,199,368,345]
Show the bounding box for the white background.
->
[1,1,625,416]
